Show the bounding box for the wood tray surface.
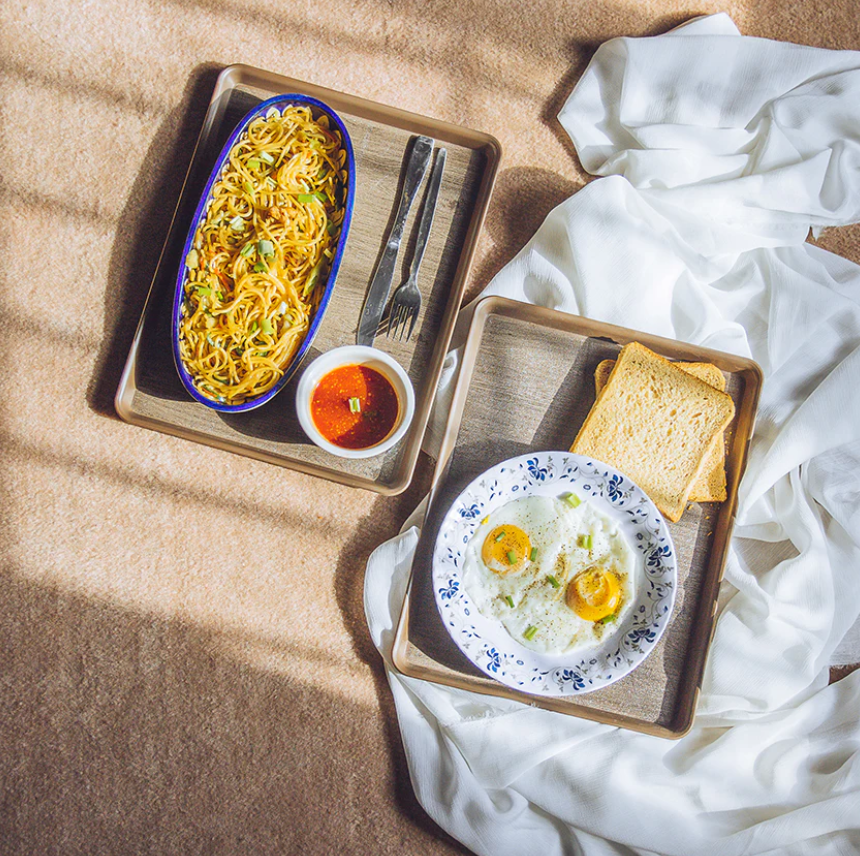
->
[116,64,501,494]
[392,296,762,737]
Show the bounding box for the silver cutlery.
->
[356,135,434,346]
[388,147,447,342]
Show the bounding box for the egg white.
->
[461,494,636,654]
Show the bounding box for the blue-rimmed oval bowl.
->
[432,451,678,697]
[172,93,356,412]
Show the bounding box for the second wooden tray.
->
[392,296,762,737]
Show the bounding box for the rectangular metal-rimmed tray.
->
[392,296,762,738]
[115,64,501,495]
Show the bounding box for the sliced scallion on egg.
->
[562,492,581,508]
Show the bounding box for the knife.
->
[356,135,434,346]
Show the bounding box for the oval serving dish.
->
[172,93,356,412]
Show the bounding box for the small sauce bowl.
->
[295,346,415,459]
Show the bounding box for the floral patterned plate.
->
[431,451,677,696]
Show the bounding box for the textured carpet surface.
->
[1,2,859,854]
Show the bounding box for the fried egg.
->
[461,494,636,654]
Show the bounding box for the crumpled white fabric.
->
[364,14,860,855]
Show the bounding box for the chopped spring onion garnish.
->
[524,625,538,641]
[259,151,275,165]
[257,239,275,257]
[349,397,361,414]
[303,261,324,297]
[229,215,244,231]
[240,242,255,258]
[248,159,261,170]
[529,547,538,561]
[249,321,258,334]
[243,180,254,196]
[562,492,582,508]
[547,575,560,589]
[494,531,506,542]
[278,301,288,314]
[506,550,517,565]
[259,317,274,335]
[600,613,617,625]
[577,534,592,549]
[504,595,515,608]
[253,262,267,273]
[297,193,317,203]
[195,286,211,296]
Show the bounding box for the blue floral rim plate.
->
[171,93,356,413]
[431,451,678,697]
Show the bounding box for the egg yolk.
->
[566,566,621,621]
[481,525,531,575]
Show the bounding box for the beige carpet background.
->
[1,1,858,854]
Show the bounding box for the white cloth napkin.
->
[365,14,860,855]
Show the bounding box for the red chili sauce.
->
[310,364,399,449]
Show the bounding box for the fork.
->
[388,147,447,341]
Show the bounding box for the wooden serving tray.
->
[392,296,762,738]
[115,64,500,494]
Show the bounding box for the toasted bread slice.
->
[594,359,728,503]
[573,343,735,522]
